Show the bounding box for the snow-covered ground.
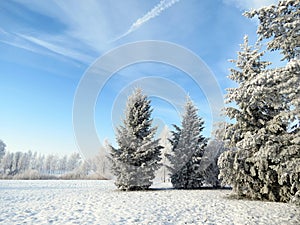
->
[0,180,299,225]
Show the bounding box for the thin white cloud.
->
[0,39,43,55]
[223,0,279,10]
[0,0,122,64]
[0,28,94,64]
[112,0,180,42]
[0,30,52,56]
[17,34,94,64]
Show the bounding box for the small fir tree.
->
[167,97,207,189]
[109,89,162,191]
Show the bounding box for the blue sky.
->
[0,0,279,156]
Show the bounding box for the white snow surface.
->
[0,180,299,225]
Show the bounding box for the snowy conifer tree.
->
[167,97,207,189]
[109,89,162,191]
[244,0,300,204]
[217,36,284,200]
[219,2,300,202]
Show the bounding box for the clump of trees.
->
[218,0,300,205]
[0,140,111,180]
[109,90,222,191]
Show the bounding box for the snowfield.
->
[0,180,299,225]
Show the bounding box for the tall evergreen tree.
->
[109,89,162,191]
[218,36,282,200]
[245,0,300,204]
[219,0,300,203]
[167,97,207,189]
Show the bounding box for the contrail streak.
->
[112,0,180,42]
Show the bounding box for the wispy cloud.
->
[223,0,279,10]
[0,30,51,56]
[112,0,180,42]
[17,33,94,64]
[0,1,122,64]
[0,28,94,64]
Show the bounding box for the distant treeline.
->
[0,142,111,180]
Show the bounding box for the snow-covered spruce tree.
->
[217,36,284,200]
[109,89,162,191]
[167,97,208,189]
[245,0,300,204]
